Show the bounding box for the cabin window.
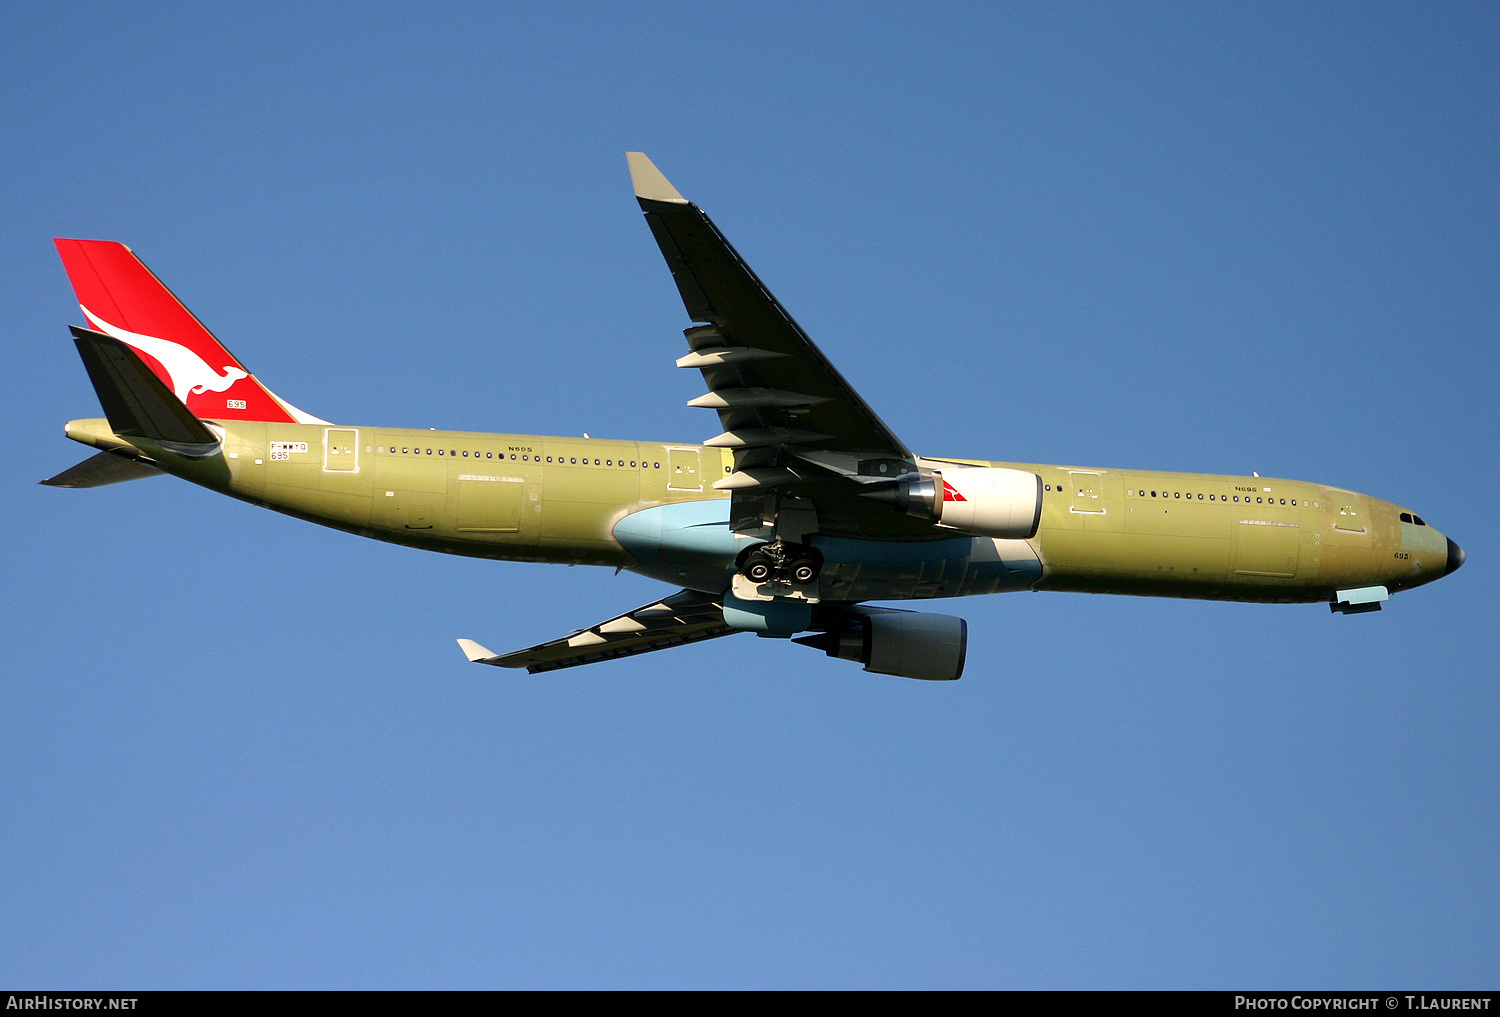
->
[570,458,577,464]
[631,461,637,467]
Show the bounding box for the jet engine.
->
[794,610,967,681]
[862,465,1042,539]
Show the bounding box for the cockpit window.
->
[1401,512,1412,523]
[1414,515,1426,526]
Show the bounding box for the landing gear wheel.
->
[788,558,819,585]
[737,540,822,585]
[742,551,775,584]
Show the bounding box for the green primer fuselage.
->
[65,417,1450,606]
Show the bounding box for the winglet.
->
[627,152,688,205]
[456,638,500,663]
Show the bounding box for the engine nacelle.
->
[934,466,1042,539]
[795,610,967,681]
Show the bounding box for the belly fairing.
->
[813,534,1042,600]
[612,499,750,593]
[612,500,1043,599]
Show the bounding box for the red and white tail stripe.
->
[54,239,326,424]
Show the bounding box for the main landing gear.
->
[736,540,824,586]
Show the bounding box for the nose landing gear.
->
[737,540,823,586]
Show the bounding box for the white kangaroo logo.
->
[81,305,248,402]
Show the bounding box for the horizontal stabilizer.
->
[70,326,219,455]
[41,450,164,488]
[459,590,741,674]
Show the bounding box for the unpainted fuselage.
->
[64,417,1455,608]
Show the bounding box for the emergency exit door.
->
[324,429,358,472]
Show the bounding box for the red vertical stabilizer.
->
[53,239,324,424]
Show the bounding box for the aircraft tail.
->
[53,239,326,424]
[69,326,221,454]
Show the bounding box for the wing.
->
[629,153,931,537]
[456,589,740,674]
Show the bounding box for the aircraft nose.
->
[1447,537,1465,575]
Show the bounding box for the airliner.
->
[43,153,1464,680]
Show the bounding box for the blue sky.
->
[2,1,1496,988]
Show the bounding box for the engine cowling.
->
[861,466,1043,538]
[795,610,967,681]
[935,466,1042,539]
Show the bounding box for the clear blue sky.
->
[2,1,1496,989]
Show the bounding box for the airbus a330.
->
[44,154,1464,680]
